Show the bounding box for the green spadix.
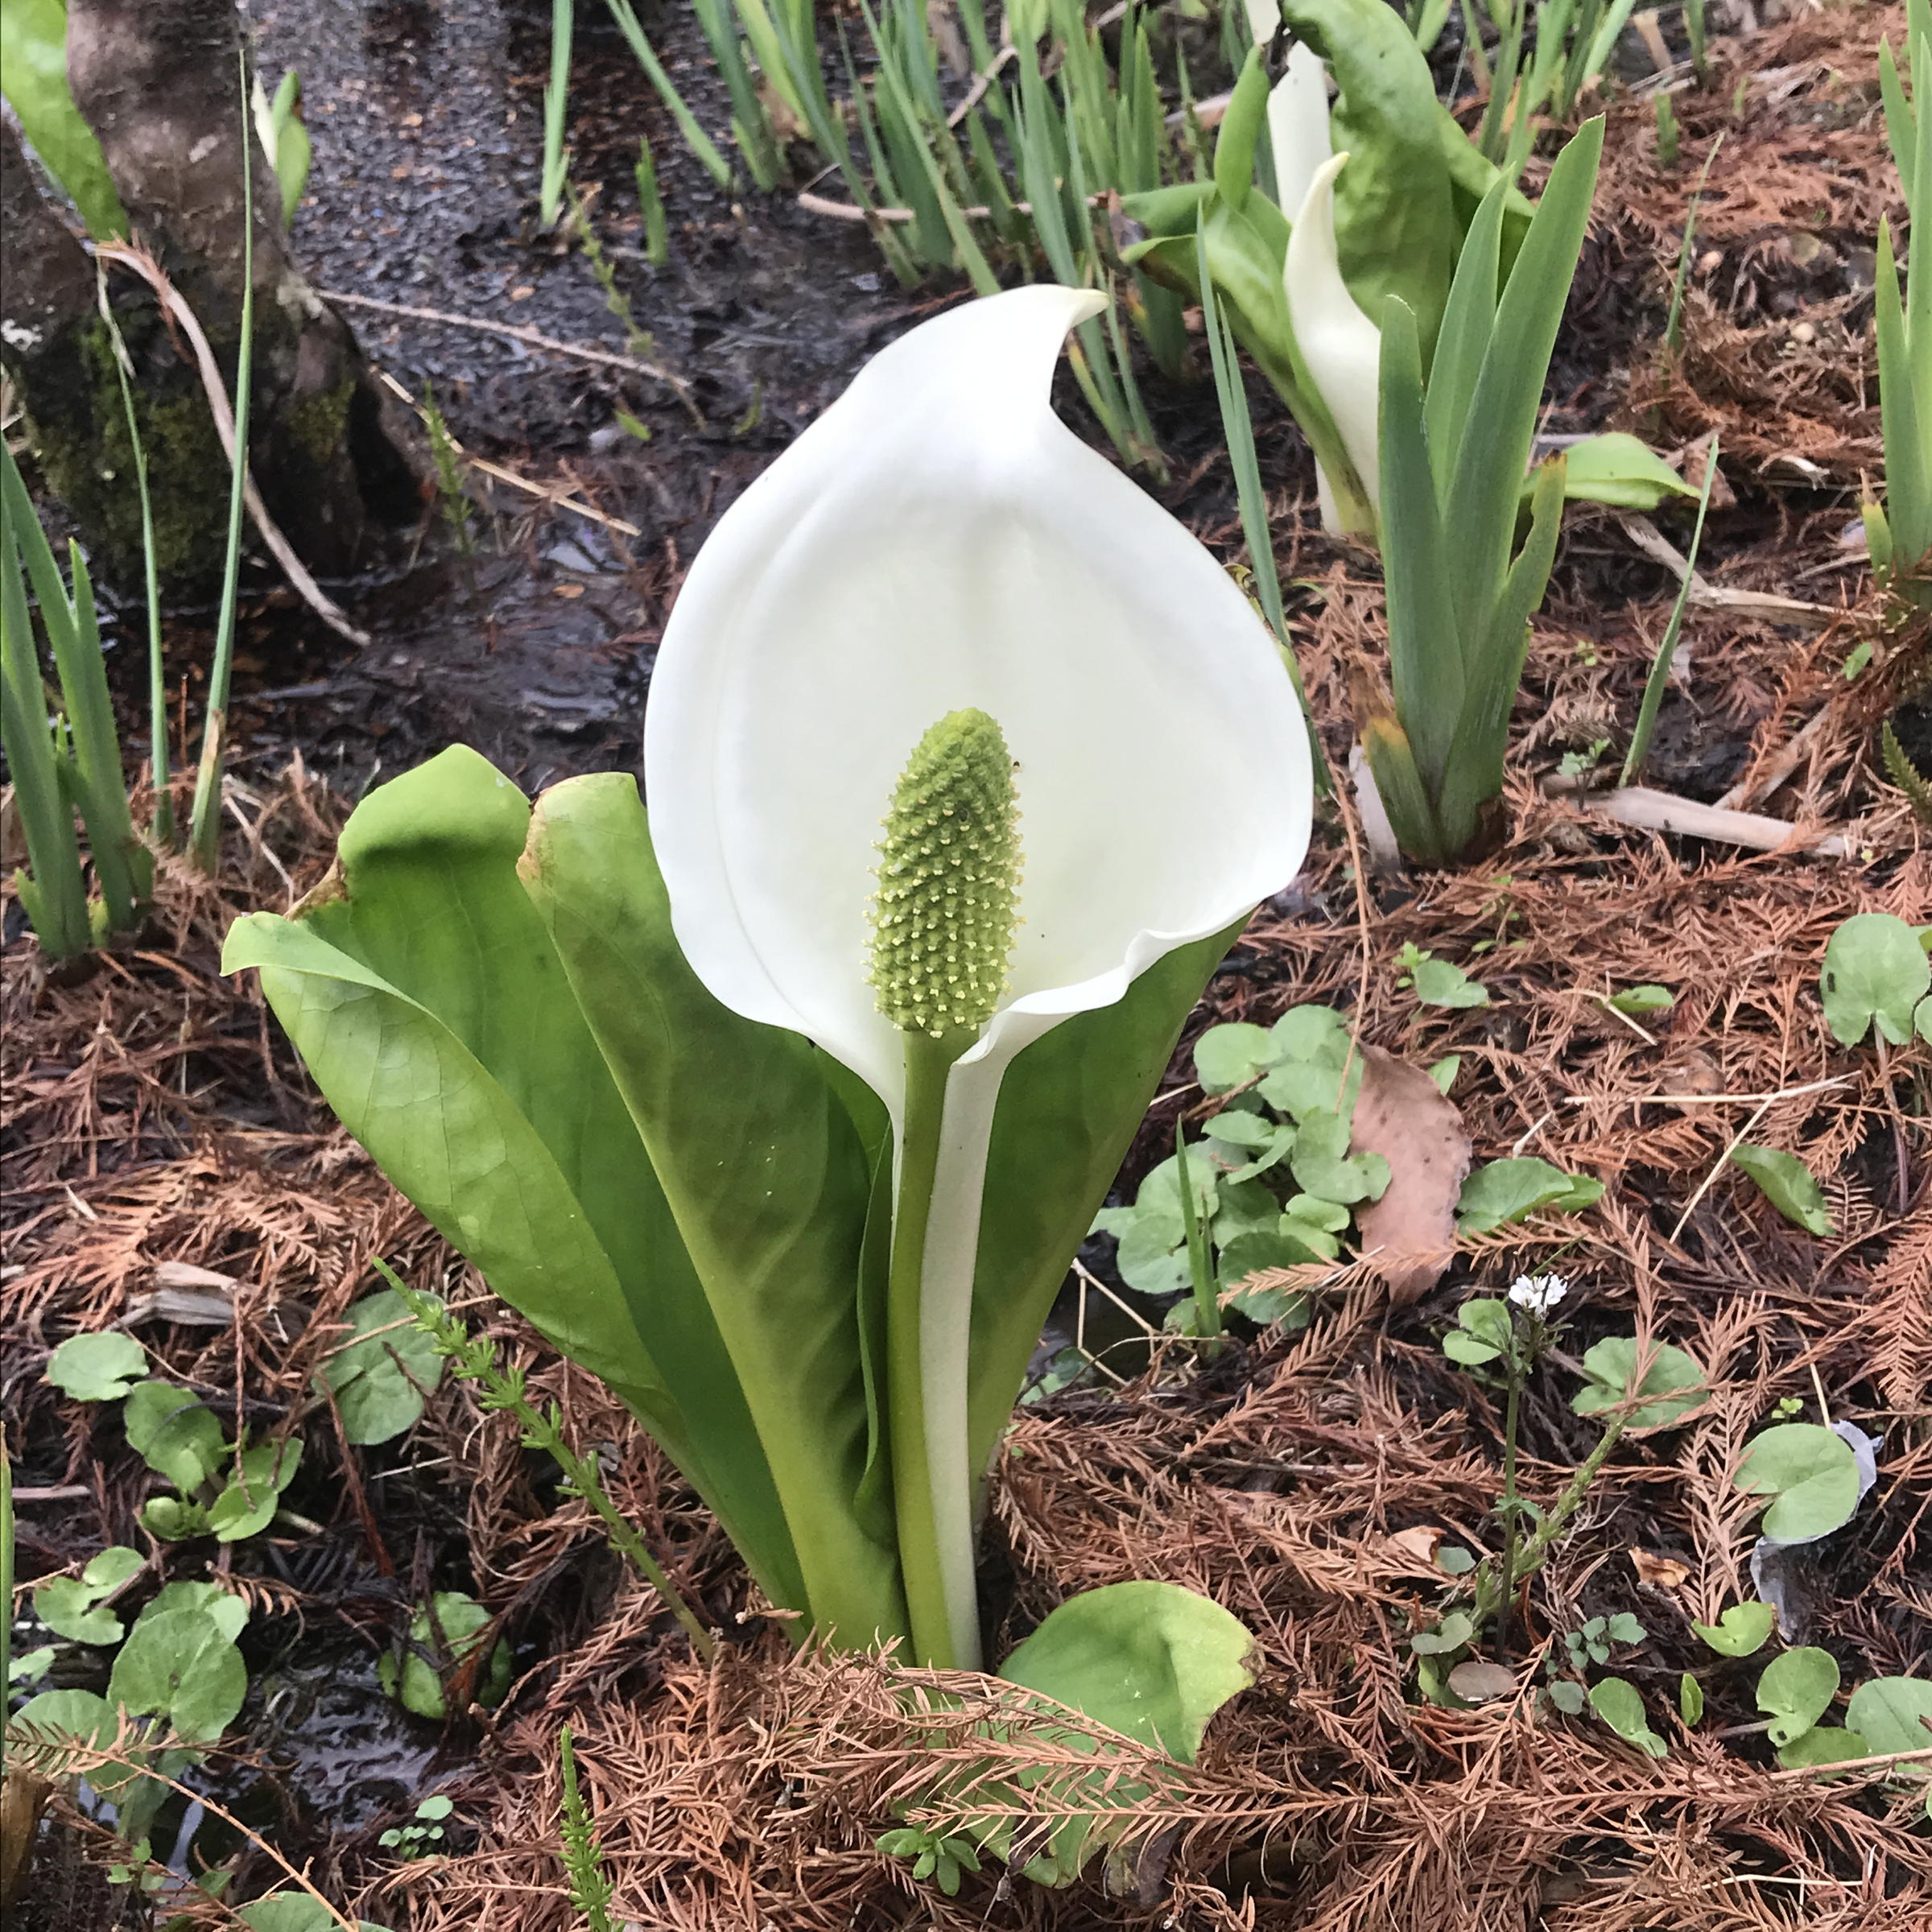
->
[869,708,1022,1040]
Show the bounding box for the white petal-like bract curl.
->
[646,286,1313,1123]
[1286,151,1383,537]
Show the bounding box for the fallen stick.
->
[97,243,371,647]
[1616,514,1842,626]
[1579,784,1852,857]
[320,287,702,425]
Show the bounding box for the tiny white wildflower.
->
[1508,1273,1568,1316]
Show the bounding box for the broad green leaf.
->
[1403,949,1489,1008]
[1456,1157,1603,1233]
[222,749,807,1621]
[1690,1601,1776,1657]
[1757,1646,1840,1748]
[1819,912,1930,1046]
[1410,1611,1473,1655]
[1443,1297,1513,1368]
[519,774,902,1645]
[1377,295,1463,802]
[1279,0,1456,355]
[43,1332,147,1402]
[1571,1336,1705,1430]
[1589,1675,1667,1757]
[1875,217,1931,572]
[1730,1145,1833,1236]
[1776,1725,1868,1773]
[316,1289,446,1445]
[968,927,1239,1476]
[239,1897,395,1932]
[208,1438,302,1542]
[997,1580,1255,1764]
[6,1687,115,1772]
[1844,1676,1932,1774]
[122,1381,225,1493]
[109,1607,247,1744]
[1735,1424,1862,1542]
[1549,433,1700,510]
[1443,119,1603,662]
[1257,1005,1360,1121]
[0,0,126,236]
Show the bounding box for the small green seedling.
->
[1396,942,1490,1009]
[378,1793,454,1856]
[1691,1601,1776,1657]
[877,1823,985,1898]
[1589,1676,1668,1757]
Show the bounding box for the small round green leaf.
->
[1456,1158,1604,1234]
[1690,1601,1776,1658]
[1843,1676,1932,1777]
[1571,1336,1705,1430]
[996,1579,1255,1765]
[1757,1646,1840,1748]
[1819,912,1930,1046]
[1775,1725,1868,1773]
[1589,1676,1667,1757]
[108,1607,248,1744]
[1734,1424,1861,1542]
[44,1332,148,1402]
[1193,1022,1277,1094]
[316,1289,445,1445]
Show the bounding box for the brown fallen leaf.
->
[1447,1659,1519,1704]
[1385,1525,1446,1571]
[1630,1549,1691,1591]
[1348,1045,1472,1302]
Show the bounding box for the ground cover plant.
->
[2,2,1930,1929]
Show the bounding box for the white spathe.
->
[1241,2,1333,218]
[1285,151,1383,538]
[646,286,1313,1670]
[646,285,1313,1125]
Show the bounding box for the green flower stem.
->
[887,1025,976,1670]
[1492,1333,1524,1657]
[1473,1412,1629,1629]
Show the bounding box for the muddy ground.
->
[3,2,1930,1929]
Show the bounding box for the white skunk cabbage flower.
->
[646,286,1312,1666]
[1243,2,1333,219]
[1285,151,1383,538]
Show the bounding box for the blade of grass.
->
[187,49,258,874]
[541,0,573,224]
[689,0,782,189]
[604,0,733,191]
[0,515,90,960]
[1443,118,1603,662]
[98,285,172,847]
[1620,439,1718,784]
[0,444,145,926]
[1376,295,1463,807]
[1875,216,1930,569]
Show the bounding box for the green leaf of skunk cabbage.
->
[221,746,808,1620]
[518,772,907,1650]
[966,925,1239,1476]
